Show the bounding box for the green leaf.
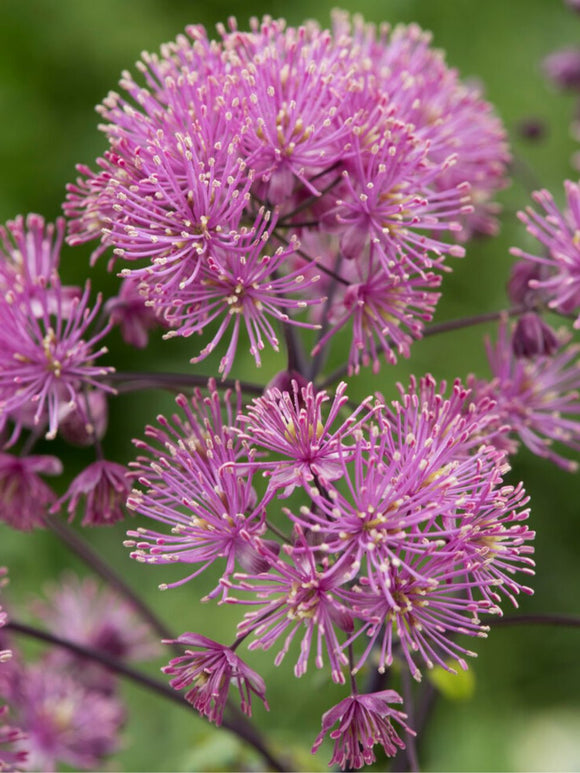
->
[427,664,476,702]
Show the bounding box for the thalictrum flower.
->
[162,633,269,725]
[0,454,62,531]
[236,379,377,495]
[473,318,580,470]
[0,274,113,441]
[53,460,130,526]
[125,382,271,597]
[511,182,580,326]
[311,690,412,770]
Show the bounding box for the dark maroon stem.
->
[43,515,178,651]
[4,620,288,772]
[105,371,264,396]
[422,305,527,338]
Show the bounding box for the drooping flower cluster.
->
[65,13,508,376]
[130,376,534,767]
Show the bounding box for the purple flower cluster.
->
[65,14,508,376]
[0,572,160,771]
[129,376,534,765]
[0,215,113,444]
[5,8,580,771]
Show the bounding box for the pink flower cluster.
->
[127,376,534,765]
[65,14,508,376]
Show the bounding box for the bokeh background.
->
[1,0,580,770]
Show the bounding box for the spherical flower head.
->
[0,454,62,531]
[2,660,124,772]
[32,573,161,665]
[511,182,580,325]
[311,690,412,770]
[162,633,269,725]
[53,460,130,526]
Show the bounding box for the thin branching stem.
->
[4,620,289,772]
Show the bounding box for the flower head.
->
[511,182,580,326]
[0,237,114,441]
[311,690,411,770]
[1,659,124,772]
[0,454,62,531]
[237,380,377,495]
[53,460,130,526]
[32,573,160,665]
[162,633,269,725]
[473,318,580,470]
[125,382,270,597]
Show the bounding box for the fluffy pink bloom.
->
[332,14,510,240]
[0,454,62,531]
[0,272,113,441]
[125,383,271,597]
[236,380,376,495]
[67,14,508,376]
[311,690,411,770]
[511,182,580,326]
[327,118,468,270]
[162,633,269,725]
[54,460,130,526]
[230,533,355,684]
[288,377,533,677]
[312,257,442,373]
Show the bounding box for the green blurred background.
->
[1,0,580,770]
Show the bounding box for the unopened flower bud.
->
[512,313,560,358]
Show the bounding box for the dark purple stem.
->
[4,620,289,772]
[105,371,264,396]
[43,514,179,652]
